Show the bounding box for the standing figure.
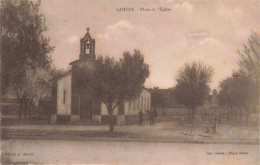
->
[218,113,221,125]
[212,116,217,134]
[149,110,154,126]
[138,110,143,126]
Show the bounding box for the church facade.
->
[51,28,151,125]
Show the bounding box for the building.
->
[51,28,151,125]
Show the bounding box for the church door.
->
[80,99,93,120]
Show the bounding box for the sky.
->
[40,0,260,90]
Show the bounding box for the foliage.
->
[1,0,54,118]
[150,87,163,107]
[1,0,54,94]
[218,73,257,122]
[237,32,260,83]
[150,87,177,115]
[174,61,214,123]
[80,49,150,132]
[237,32,260,110]
[9,62,58,117]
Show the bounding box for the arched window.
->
[85,40,90,54]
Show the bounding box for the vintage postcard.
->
[1,0,259,164]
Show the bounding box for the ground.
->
[1,116,259,144]
[1,140,259,165]
[1,116,259,164]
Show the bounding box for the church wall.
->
[113,89,151,125]
[124,89,151,115]
[71,65,80,116]
[70,59,97,117]
[57,74,72,115]
[52,29,152,126]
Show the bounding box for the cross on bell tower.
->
[79,27,96,60]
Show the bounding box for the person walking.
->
[138,110,143,126]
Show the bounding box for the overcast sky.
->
[40,0,260,90]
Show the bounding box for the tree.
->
[237,32,260,103]
[1,0,54,94]
[1,0,54,119]
[150,87,176,115]
[218,73,257,123]
[80,50,149,133]
[8,61,56,118]
[174,61,214,124]
[151,87,162,107]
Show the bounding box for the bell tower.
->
[69,27,98,122]
[79,27,96,60]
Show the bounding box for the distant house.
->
[51,28,151,125]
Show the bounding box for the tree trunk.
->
[28,99,33,117]
[19,100,23,120]
[246,107,249,125]
[28,104,31,117]
[229,106,233,121]
[187,108,191,124]
[227,108,230,121]
[235,109,237,121]
[239,107,242,122]
[162,102,165,116]
[107,104,114,134]
[191,108,196,124]
[24,100,27,118]
[256,78,259,108]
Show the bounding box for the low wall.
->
[125,115,138,125]
[101,115,117,125]
[100,115,138,125]
[155,107,188,116]
[56,115,70,124]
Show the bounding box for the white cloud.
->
[44,0,259,89]
[174,2,193,10]
[98,20,136,39]
[217,7,243,18]
[96,20,153,58]
[66,35,78,44]
[159,0,174,3]
[198,37,222,47]
[233,8,243,16]
[187,30,209,40]
[107,20,134,32]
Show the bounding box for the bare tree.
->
[237,32,260,97]
[174,61,214,124]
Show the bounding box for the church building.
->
[51,28,151,125]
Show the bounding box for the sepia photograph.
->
[1,0,259,164]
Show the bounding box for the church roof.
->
[54,71,72,81]
[81,27,93,42]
